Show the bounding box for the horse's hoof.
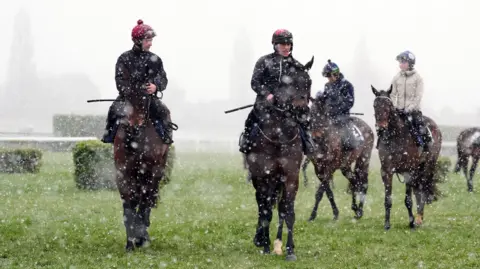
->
[135,237,151,248]
[384,224,390,230]
[333,209,339,220]
[286,254,297,261]
[125,242,135,252]
[262,246,271,254]
[308,216,316,222]
[273,239,283,255]
[354,210,363,219]
[415,214,423,226]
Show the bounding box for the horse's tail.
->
[423,157,444,204]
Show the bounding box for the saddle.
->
[330,117,364,151]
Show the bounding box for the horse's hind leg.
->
[404,180,415,229]
[468,156,479,192]
[283,173,299,261]
[323,174,339,220]
[302,157,310,187]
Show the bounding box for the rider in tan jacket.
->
[390,50,431,152]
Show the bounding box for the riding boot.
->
[101,103,118,143]
[299,121,315,155]
[151,98,174,144]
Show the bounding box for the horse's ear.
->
[304,55,314,70]
[387,84,393,95]
[371,85,379,96]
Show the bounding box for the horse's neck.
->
[387,114,411,143]
[127,98,149,126]
[258,109,296,135]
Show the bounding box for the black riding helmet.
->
[272,29,293,52]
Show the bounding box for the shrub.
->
[0,148,43,173]
[72,140,115,190]
[72,141,176,190]
[435,156,452,184]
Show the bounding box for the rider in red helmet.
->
[239,29,315,155]
[101,19,176,144]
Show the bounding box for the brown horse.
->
[306,97,374,221]
[453,127,480,192]
[113,92,171,251]
[243,57,314,261]
[371,85,442,230]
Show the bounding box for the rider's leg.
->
[239,109,256,154]
[150,97,174,144]
[101,96,123,143]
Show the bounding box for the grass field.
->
[1,151,480,268]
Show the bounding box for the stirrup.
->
[167,122,179,131]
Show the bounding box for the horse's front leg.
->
[252,176,274,254]
[381,168,393,230]
[115,158,139,252]
[308,164,331,221]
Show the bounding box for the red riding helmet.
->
[271,29,293,45]
[131,19,156,42]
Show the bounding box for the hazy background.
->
[0,0,479,138]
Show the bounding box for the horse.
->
[242,56,314,261]
[306,96,374,221]
[371,85,442,230]
[113,91,171,251]
[453,127,480,192]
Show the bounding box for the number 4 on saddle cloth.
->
[101,97,178,144]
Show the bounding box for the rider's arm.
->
[409,74,424,111]
[390,75,399,107]
[115,54,133,96]
[339,81,354,112]
[151,55,168,93]
[251,57,270,97]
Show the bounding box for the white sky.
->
[0,0,478,113]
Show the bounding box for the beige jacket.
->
[391,70,424,112]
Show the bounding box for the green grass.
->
[1,152,480,268]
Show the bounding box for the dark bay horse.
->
[306,97,374,221]
[243,56,314,261]
[453,127,480,192]
[371,85,442,230]
[113,92,171,251]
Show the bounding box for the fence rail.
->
[0,136,459,155]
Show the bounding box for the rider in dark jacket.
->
[316,60,359,150]
[101,19,174,144]
[239,29,315,155]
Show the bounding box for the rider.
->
[315,60,357,150]
[239,29,315,155]
[390,50,430,152]
[101,19,175,144]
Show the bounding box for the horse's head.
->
[371,85,394,131]
[273,56,314,116]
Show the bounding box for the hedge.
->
[434,155,452,184]
[72,140,115,190]
[0,148,43,173]
[53,114,106,138]
[73,140,175,190]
